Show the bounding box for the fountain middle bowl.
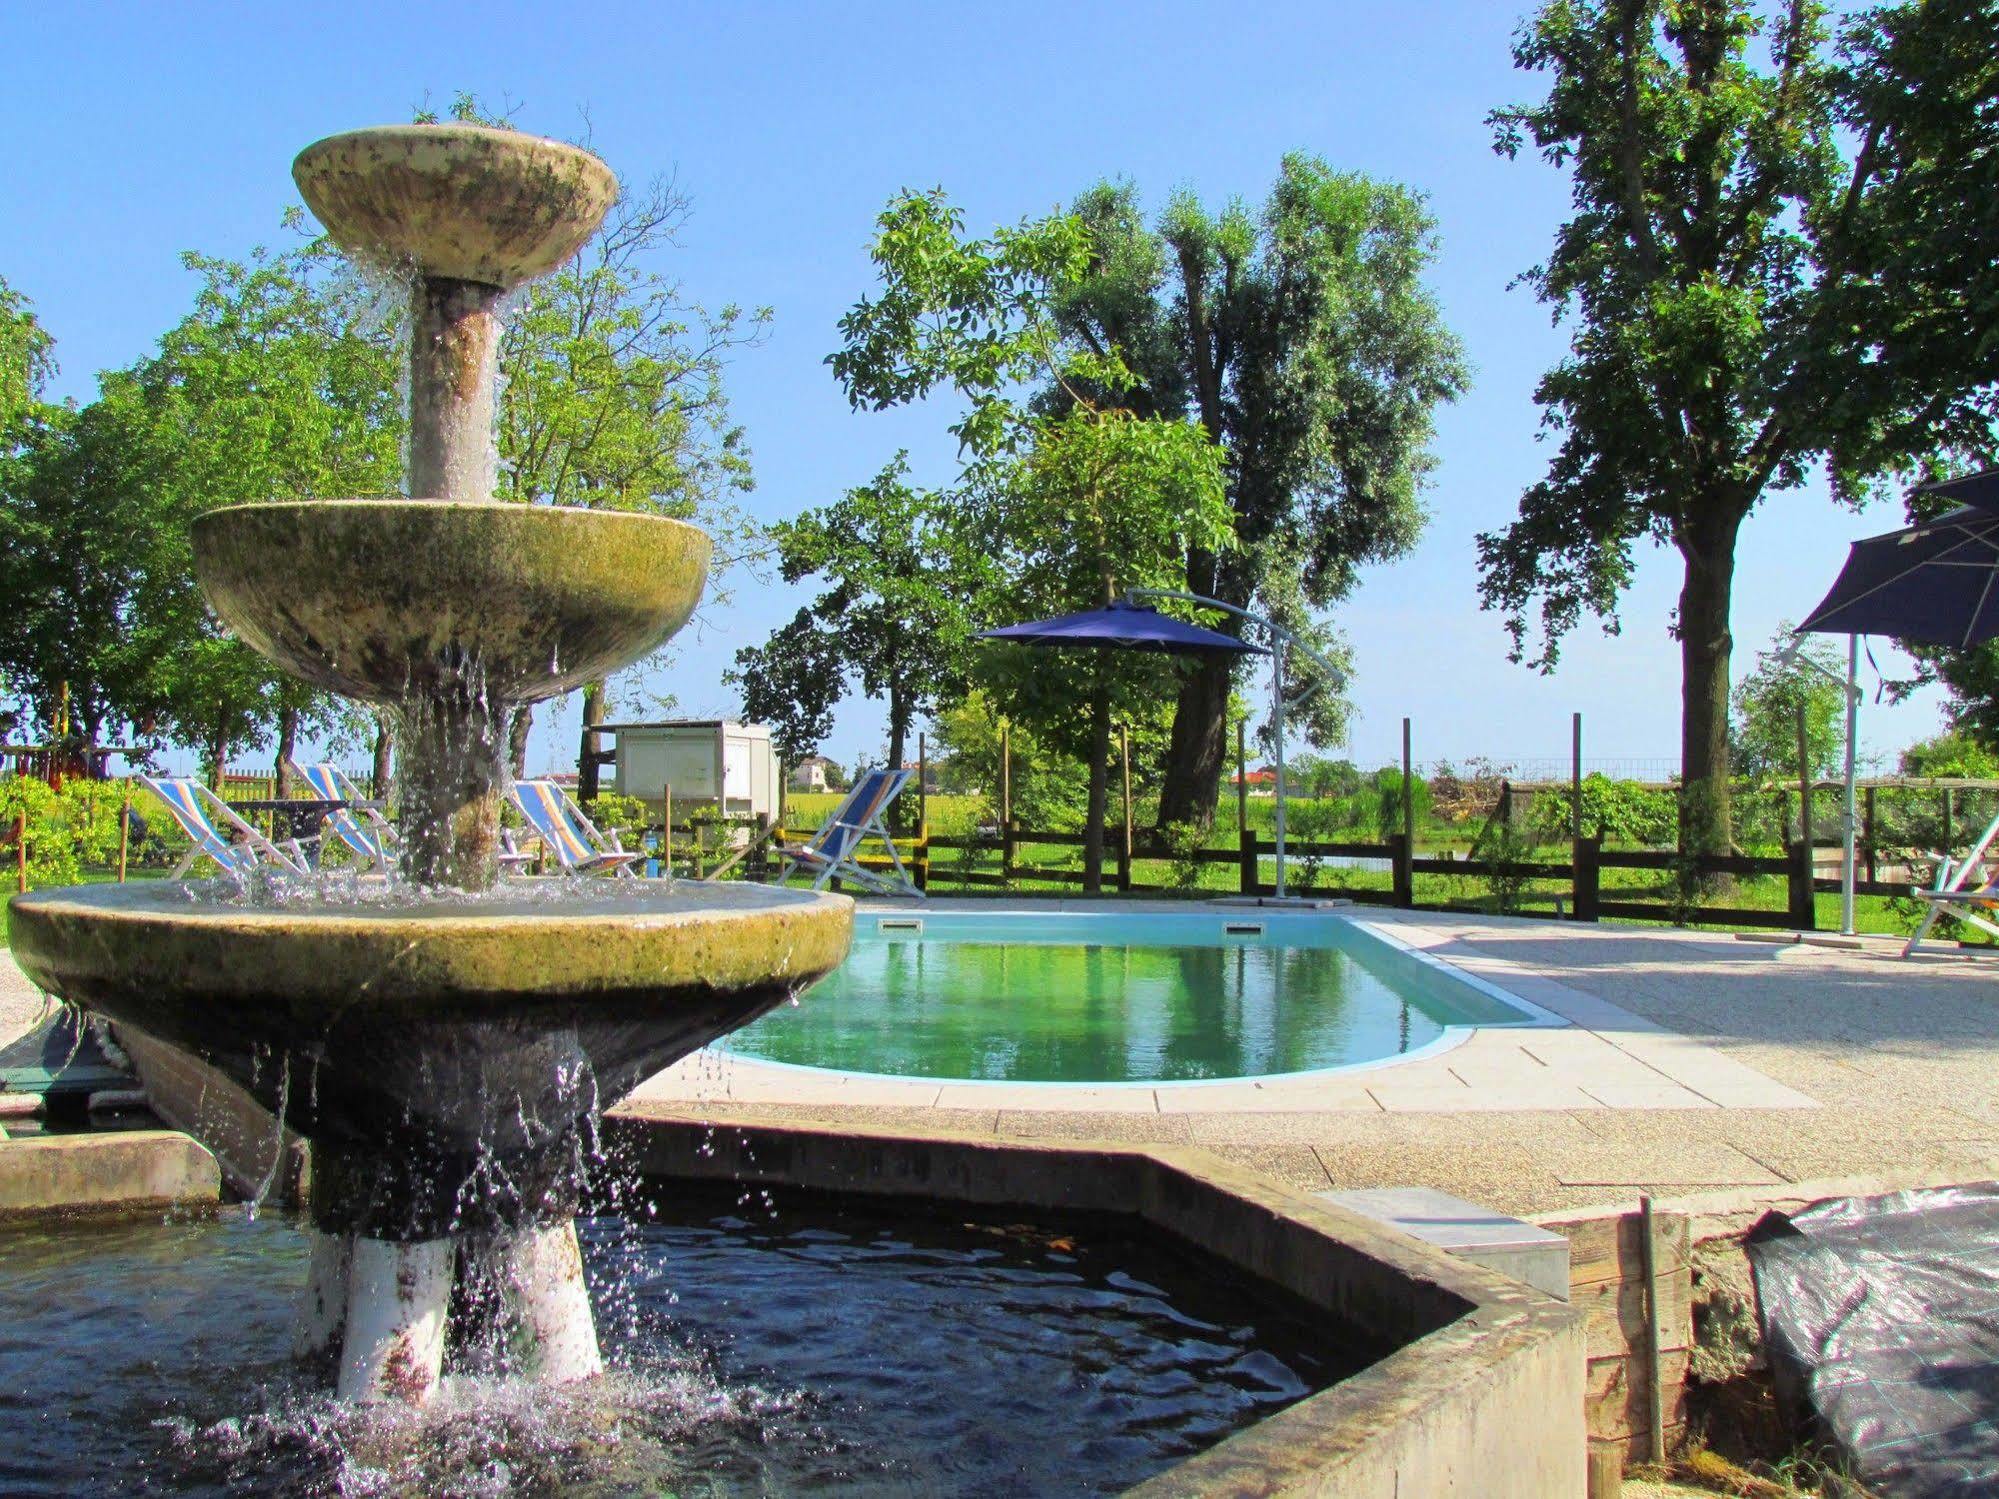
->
[192,500,710,704]
[8,879,852,1235]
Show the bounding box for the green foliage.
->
[1158,822,1210,892]
[1372,767,1431,842]
[1479,0,1999,850]
[929,691,1083,832]
[1535,773,1679,847]
[730,455,990,769]
[1730,628,1846,782]
[1469,819,1546,915]
[580,791,652,848]
[0,776,134,888]
[1287,753,1363,800]
[1900,730,1999,780]
[1055,162,1468,819]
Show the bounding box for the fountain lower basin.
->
[8,879,851,1403]
[9,880,851,1238]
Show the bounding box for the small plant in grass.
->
[1160,821,1208,893]
[1470,819,1545,915]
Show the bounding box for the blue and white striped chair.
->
[776,767,921,897]
[143,776,314,878]
[507,780,642,877]
[292,762,394,874]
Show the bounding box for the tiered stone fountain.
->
[8,125,851,1404]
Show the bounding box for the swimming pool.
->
[723,910,1544,1085]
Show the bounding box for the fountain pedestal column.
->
[338,1237,455,1403]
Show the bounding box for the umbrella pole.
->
[1842,634,1859,936]
[1273,637,1287,899]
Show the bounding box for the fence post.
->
[1235,721,1248,836]
[1389,831,1414,908]
[118,782,132,883]
[1863,785,1877,884]
[1787,839,1817,931]
[917,732,927,840]
[1239,825,1261,896]
[1003,815,1018,888]
[14,812,25,894]
[1943,786,1954,851]
[1795,707,1812,847]
[751,813,771,884]
[1401,718,1415,850]
[1118,726,1133,893]
[1572,835,1600,922]
[1571,711,1584,838]
[663,785,672,878]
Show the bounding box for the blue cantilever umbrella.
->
[977,601,1266,894]
[978,599,1269,657]
[1796,468,1999,934]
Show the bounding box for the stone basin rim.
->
[8,880,851,937]
[191,498,711,532]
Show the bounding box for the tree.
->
[1049,162,1466,826]
[1480,0,1999,853]
[424,95,771,791]
[1729,626,1844,782]
[828,189,1239,879]
[970,405,1230,888]
[0,246,402,775]
[729,455,989,784]
[496,164,768,787]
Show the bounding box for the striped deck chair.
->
[508,780,642,877]
[292,762,394,874]
[143,776,313,879]
[1905,805,1999,956]
[776,767,921,897]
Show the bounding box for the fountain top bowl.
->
[293,124,618,289]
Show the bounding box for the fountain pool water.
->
[7,122,850,1408]
[0,1190,1369,1496]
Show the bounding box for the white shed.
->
[606,720,781,821]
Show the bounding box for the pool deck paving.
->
[627,899,1999,1219]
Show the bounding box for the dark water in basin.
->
[0,1198,1368,1496]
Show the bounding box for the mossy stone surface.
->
[293,125,617,288]
[192,501,710,705]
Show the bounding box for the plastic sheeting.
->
[1747,1183,1999,1498]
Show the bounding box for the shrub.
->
[1372,768,1431,842]
[1533,773,1677,847]
[1159,821,1209,892]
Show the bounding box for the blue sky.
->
[3,1,1948,776]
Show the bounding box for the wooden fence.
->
[732,817,1868,933]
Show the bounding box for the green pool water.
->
[724,912,1533,1084]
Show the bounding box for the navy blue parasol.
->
[1799,471,1999,650]
[977,599,1267,656]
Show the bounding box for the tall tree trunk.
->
[273,706,299,797]
[371,716,394,801]
[576,680,606,801]
[1675,512,1743,856]
[507,704,534,779]
[206,723,228,791]
[885,686,910,834]
[1156,656,1233,828]
[1083,674,1111,894]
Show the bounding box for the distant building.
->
[1232,767,1278,794]
[790,755,835,793]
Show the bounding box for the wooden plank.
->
[1553,1212,1692,1290]
[1409,858,1570,878]
[1597,849,1787,876]
[1571,1274,1692,1361]
[1586,1348,1690,1443]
